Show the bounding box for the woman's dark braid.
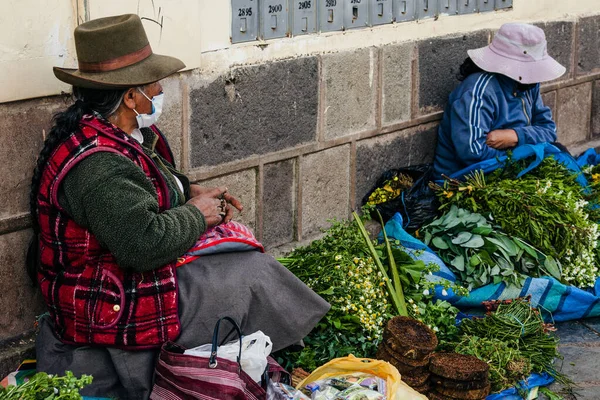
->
[27,86,127,284]
[457,57,484,81]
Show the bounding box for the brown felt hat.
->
[54,14,185,89]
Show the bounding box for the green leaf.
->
[451,255,465,271]
[452,232,473,245]
[462,235,485,248]
[432,237,450,249]
[319,287,335,295]
[333,319,341,329]
[472,226,493,235]
[490,265,501,276]
[543,257,562,279]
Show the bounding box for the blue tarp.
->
[386,143,600,397]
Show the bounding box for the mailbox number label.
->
[325,0,337,6]
[350,0,361,3]
[268,4,283,13]
[238,7,253,16]
[298,1,312,9]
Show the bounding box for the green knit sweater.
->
[58,128,206,272]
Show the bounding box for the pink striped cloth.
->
[151,342,288,400]
[177,221,264,267]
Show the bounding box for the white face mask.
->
[134,88,164,128]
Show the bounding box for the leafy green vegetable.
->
[0,371,92,400]
[422,205,559,289]
[455,299,571,393]
[435,157,600,288]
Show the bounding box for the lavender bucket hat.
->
[467,23,566,84]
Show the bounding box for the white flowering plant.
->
[277,210,438,371]
[436,157,600,289]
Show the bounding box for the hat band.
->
[78,44,152,73]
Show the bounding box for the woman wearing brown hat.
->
[30,14,329,398]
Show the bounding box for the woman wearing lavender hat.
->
[433,23,567,180]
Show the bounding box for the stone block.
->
[382,43,413,126]
[542,91,557,121]
[159,74,184,169]
[0,333,36,379]
[189,57,319,168]
[555,346,600,384]
[197,169,257,231]
[577,15,600,76]
[0,97,63,220]
[556,83,592,145]
[409,126,439,166]
[355,126,437,207]
[301,146,350,238]
[418,31,489,115]
[322,48,378,139]
[536,21,574,81]
[0,230,45,341]
[262,159,296,248]
[592,81,600,137]
[554,321,600,344]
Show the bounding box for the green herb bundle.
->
[454,299,569,392]
[277,211,458,370]
[422,205,560,290]
[277,217,391,370]
[0,371,92,400]
[436,157,600,288]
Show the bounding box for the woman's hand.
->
[486,129,518,150]
[187,185,243,226]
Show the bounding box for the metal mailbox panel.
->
[261,0,289,39]
[478,0,495,12]
[292,0,317,35]
[320,0,344,32]
[231,0,259,43]
[344,0,369,30]
[416,0,436,19]
[370,0,394,26]
[438,0,458,16]
[495,0,512,9]
[457,0,477,14]
[393,0,416,22]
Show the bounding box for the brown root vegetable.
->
[435,383,491,400]
[383,316,438,360]
[429,353,489,382]
[376,343,430,373]
[430,374,490,390]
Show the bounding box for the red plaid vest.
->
[36,115,181,349]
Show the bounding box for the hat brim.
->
[467,46,566,84]
[54,53,185,90]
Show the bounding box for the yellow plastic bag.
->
[296,354,428,400]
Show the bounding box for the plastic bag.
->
[267,381,310,400]
[296,355,427,400]
[362,164,438,231]
[184,330,273,382]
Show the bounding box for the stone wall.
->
[2,14,600,374]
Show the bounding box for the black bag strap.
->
[209,317,243,370]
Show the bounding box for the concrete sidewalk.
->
[544,318,600,399]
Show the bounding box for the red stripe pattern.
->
[36,115,180,348]
[177,221,264,267]
[151,342,288,400]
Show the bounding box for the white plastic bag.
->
[184,330,273,383]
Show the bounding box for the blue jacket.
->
[433,72,557,180]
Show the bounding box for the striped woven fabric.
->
[151,342,287,400]
[177,221,264,267]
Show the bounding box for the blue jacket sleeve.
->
[449,84,505,164]
[514,85,557,145]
